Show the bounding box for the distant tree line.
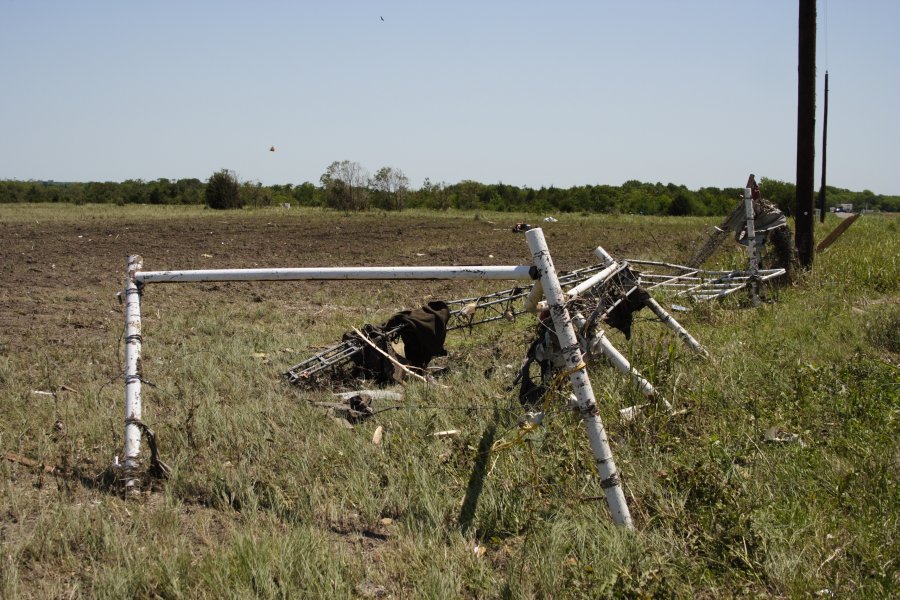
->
[2,164,898,215]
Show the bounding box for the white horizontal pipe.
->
[135,265,533,284]
[334,390,403,401]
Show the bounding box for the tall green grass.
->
[1,208,896,597]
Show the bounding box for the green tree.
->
[240,181,273,207]
[292,182,319,206]
[205,169,243,210]
[320,160,369,210]
[759,178,795,215]
[370,166,409,211]
[668,190,697,216]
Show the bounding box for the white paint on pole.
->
[123,255,144,491]
[585,327,657,398]
[135,265,532,284]
[524,228,633,528]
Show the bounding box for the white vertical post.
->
[744,188,760,305]
[524,229,633,528]
[123,255,144,491]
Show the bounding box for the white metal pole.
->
[643,297,708,357]
[524,229,633,528]
[135,265,533,284]
[593,246,616,267]
[123,255,144,491]
[584,326,657,398]
[565,263,622,299]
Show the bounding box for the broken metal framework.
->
[678,175,794,303]
[119,186,782,525]
[284,262,615,384]
[625,260,786,303]
[120,237,644,526]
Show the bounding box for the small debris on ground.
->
[372,425,384,445]
[432,429,460,438]
[764,427,806,446]
[335,390,403,402]
[355,582,388,598]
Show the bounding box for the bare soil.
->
[0,210,688,355]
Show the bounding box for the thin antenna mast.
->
[817,71,829,223]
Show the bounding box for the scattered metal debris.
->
[686,174,798,277]
[119,204,780,524]
[432,429,460,438]
[335,390,403,402]
[626,260,787,303]
[4,451,62,475]
[764,427,806,447]
[284,263,614,385]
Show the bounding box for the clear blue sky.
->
[2,1,898,194]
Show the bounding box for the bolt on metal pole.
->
[524,228,633,528]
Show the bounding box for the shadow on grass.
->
[458,409,498,535]
[3,451,163,499]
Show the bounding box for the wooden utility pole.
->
[796,0,817,267]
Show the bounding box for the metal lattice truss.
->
[284,263,614,384]
[626,260,786,302]
[283,246,755,386]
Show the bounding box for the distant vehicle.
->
[834,203,854,213]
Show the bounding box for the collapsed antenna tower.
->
[680,174,796,303]
[121,230,680,527]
